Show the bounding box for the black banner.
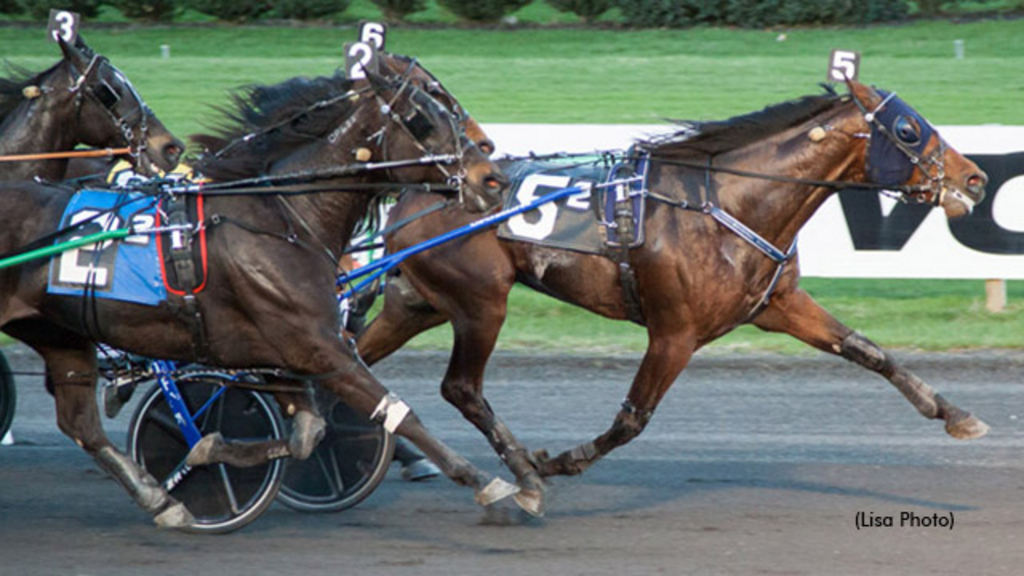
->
[838,152,1024,255]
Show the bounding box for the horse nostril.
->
[966,173,987,195]
[483,174,506,192]
[163,142,183,164]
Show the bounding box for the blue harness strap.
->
[705,205,795,264]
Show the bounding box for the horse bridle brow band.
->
[371,59,467,197]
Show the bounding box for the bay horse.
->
[0,64,510,528]
[173,55,502,476]
[0,36,184,181]
[355,80,989,516]
[82,50,498,485]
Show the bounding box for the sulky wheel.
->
[126,374,284,533]
[0,351,14,442]
[277,385,395,513]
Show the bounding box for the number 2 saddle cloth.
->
[47,189,207,307]
[496,152,648,254]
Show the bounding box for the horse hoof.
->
[513,488,545,518]
[475,477,520,507]
[186,432,224,467]
[288,411,326,460]
[101,385,127,419]
[946,414,991,440]
[154,502,195,530]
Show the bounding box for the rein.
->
[0,147,130,163]
[171,154,463,195]
[643,154,928,196]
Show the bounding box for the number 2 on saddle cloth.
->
[47,161,209,343]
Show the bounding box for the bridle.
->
[67,52,152,169]
[366,58,470,203]
[642,90,963,207]
[848,86,968,209]
[204,59,473,203]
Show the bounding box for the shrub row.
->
[5,0,354,22]
[616,0,910,28]
[2,0,915,25]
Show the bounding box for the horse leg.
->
[186,384,325,468]
[313,341,519,507]
[535,329,696,478]
[11,324,193,528]
[355,275,446,366]
[438,303,548,516]
[751,287,989,439]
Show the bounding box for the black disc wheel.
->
[277,386,395,513]
[127,375,284,533]
[0,351,15,441]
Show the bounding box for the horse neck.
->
[708,108,866,250]
[266,145,371,256]
[0,64,79,180]
[283,185,374,258]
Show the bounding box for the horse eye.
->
[94,81,121,109]
[403,109,435,140]
[893,116,920,145]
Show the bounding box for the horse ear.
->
[363,68,390,94]
[846,79,880,108]
[73,34,94,55]
[57,34,92,72]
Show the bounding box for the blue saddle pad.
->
[47,190,167,306]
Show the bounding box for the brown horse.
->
[0,36,183,181]
[0,65,510,529]
[356,80,989,516]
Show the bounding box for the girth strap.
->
[163,194,210,363]
[610,204,644,324]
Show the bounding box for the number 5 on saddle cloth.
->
[497,152,649,253]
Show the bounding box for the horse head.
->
[56,36,184,175]
[362,66,506,212]
[846,80,986,218]
[377,53,495,156]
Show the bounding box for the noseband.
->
[68,53,152,166]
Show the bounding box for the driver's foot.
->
[400,458,440,482]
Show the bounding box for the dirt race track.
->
[2,343,1023,575]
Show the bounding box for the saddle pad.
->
[48,190,168,306]
[496,156,645,254]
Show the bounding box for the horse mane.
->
[0,61,60,125]
[640,89,846,159]
[191,72,358,181]
[384,52,437,81]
